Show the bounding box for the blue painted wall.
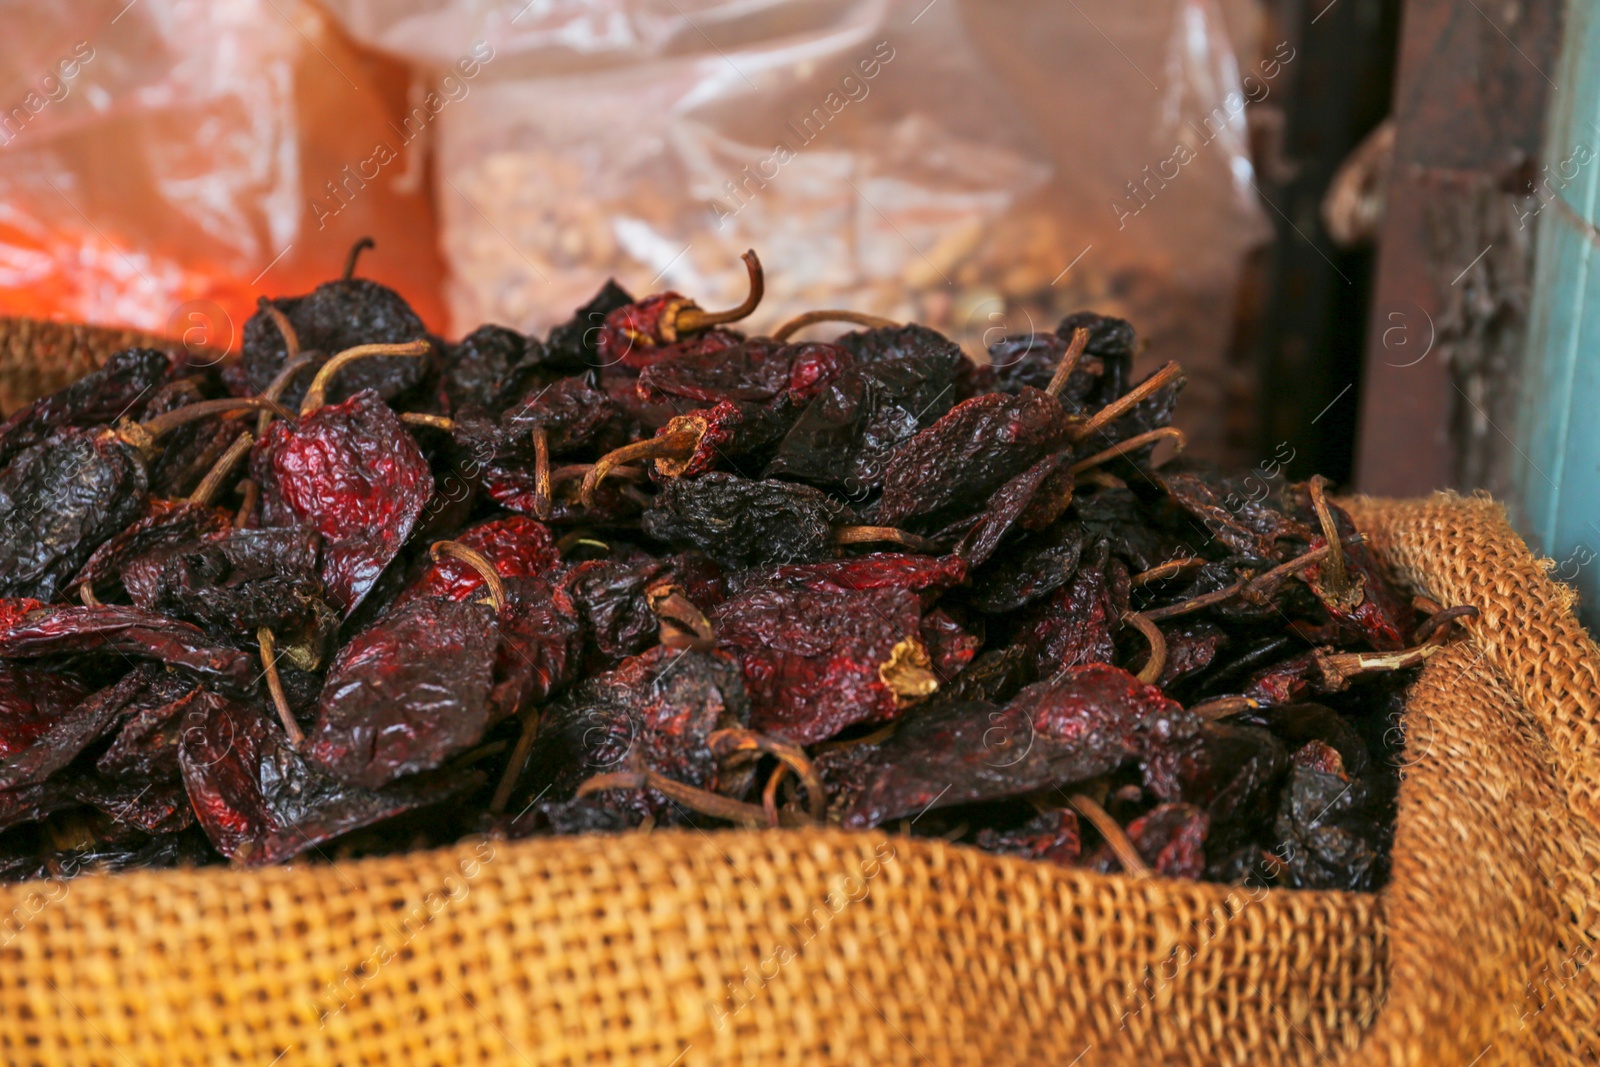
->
[1516,0,1600,623]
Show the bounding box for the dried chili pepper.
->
[0,347,174,468]
[238,268,433,408]
[765,325,965,491]
[0,666,91,759]
[714,583,942,744]
[437,324,532,412]
[120,526,327,642]
[97,685,202,782]
[522,646,750,822]
[1283,478,1411,651]
[252,389,432,615]
[595,250,763,369]
[580,400,794,499]
[394,515,560,607]
[1018,541,1129,677]
[949,452,1072,566]
[973,808,1082,865]
[1270,741,1383,890]
[874,387,1076,527]
[636,338,851,408]
[183,690,478,866]
[841,664,1198,829]
[968,520,1085,613]
[1082,802,1209,879]
[643,471,850,568]
[0,600,259,694]
[309,597,500,788]
[0,396,287,601]
[0,665,171,791]
[740,552,966,603]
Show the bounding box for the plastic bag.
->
[327,0,1268,458]
[0,0,447,349]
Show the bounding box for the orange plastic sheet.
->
[0,0,446,350]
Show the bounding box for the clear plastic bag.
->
[0,0,446,347]
[328,0,1268,456]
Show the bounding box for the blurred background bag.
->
[325,0,1271,458]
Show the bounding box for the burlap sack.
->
[0,336,1596,1064]
[0,317,179,417]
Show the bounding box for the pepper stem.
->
[344,236,375,281]
[1307,476,1362,610]
[1188,696,1261,720]
[1069,427,1186,476]
[126,397,295,448]
[188,431,254,506]
[1070,361,1184,442]
[833,525,933,552]
[428,541,508,615]
[762,762,792,828]
[299,339,430,414]
[400,412,456,432]
[258,628,305,747]
[1413,603,1479,643]
[1045,326,1091,399]
[556,530,609,556]
[1122,612,1167,685]
[1243,539,1358,601]
[576,767,782,827]
[1313,640,1445,691]
[79,585,102,608]
[257,354,317,435]
[1140,538,1359,622]
[1130,557,1208,587]
[671,250,764,335]
[490,708,540,815]
[580,428,700,507]
[234,479,258,529]
[552,463,646,486]
[263,303,300,360]
[530,425,553,521]
[1068,793,1150,876]
[708,727,827,824]
[770,308,900,342]
[647,583,715,652]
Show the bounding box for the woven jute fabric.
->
[0,317,178,415]
[0,485,1595,1062]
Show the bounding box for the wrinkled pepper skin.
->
[310,597,499,789]
[252,390,432,615]
[0,347,173,468]
[0,428,148,601]
[0,601,258,694]
[715,583,944,745]
[183,691,476,866]
[842,665,1198,828]
[523,646,749,821]
[875,388,1074,527]
[643,472,848,568]
[238,279,431,407]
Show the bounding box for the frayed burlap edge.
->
[1342,493,1600,1066]
[0,498,1592,1065]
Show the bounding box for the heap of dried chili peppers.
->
[0,243,1472,891]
